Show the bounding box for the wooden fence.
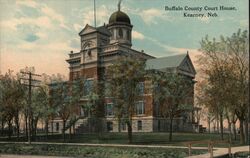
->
[183,140,231,158]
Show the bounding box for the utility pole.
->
[20,71,41,144]
[94,0,96,28]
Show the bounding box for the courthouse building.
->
[50,6,198,133]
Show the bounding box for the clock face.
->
[82,41,92,61]
[82,40,96,61]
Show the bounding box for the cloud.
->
[0,0,75,47]
[97,5,111,24]
[0,16,53,31]
[75,4,111,27]
[136,8,168,25]
[40,5,70,30]
[1,1,70,31]
[35,31,48,39]
[0,1,77,75]
[16,0,38,8]
[73,23,82,32]
[144,35,200,56]
[70,38,80,49]
[140,9,161,24]
[16,5,41,18]
[15,41,73,53]
[1,40,74,76]
[132,30,145,40]
[16,24,40,42]
[41,6,64,22]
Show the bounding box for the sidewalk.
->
[0,141,208,149]
[187,145,249,158]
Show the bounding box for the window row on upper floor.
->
[105,101,145,117]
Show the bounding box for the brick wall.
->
[144,95,153,116]
[81,67,98,79]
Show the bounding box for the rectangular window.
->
[121,122,126,131]
[158,120,161,131]
[80,107,84,116]
[155,101,160,116]
[105,82,111,97]
[73,71,79,79]
[137,120,142,131]
[154,83,160,93]
[136,101,145,115]
[106,103,114,116]
[138,82,144,95]
[84,79,93,96]
[56,122,59,131]
[107,121,113,132]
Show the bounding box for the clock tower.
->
[66,24,111,80]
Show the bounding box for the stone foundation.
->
[105,117,153,132]
[48,116,195,134]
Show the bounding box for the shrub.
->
[0,143,206,158]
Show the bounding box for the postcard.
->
[0,0,249,158]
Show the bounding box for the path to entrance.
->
[187,145,249,158]
[0,142,249,158]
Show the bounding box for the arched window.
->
[118,28,123,38]
[127,30,130,40]
[111,29,115,39]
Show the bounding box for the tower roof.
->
[109,10,131,24]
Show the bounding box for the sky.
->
[0,0,248,77]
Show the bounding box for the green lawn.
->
[0,143,206,158]
[0,132,242,147]
[46,132,242,147]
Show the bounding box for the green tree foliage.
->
[50,74,71,141]
[30,73,52,140]
[67,78,93,136]
[0,70,25,139]
[38,74,54,139]
[195,80,218,134]
[225,30,249,144]
[50,73,102,138]
[0,76,5,136]
[152,72,193,141]
[82,79,100,118]
[198,29,249,144]
[107,56,146,143]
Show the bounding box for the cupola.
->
[107,1,133,47]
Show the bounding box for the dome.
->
[109,10,131,24]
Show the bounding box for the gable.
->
[79,24,96,36]
[178,55,196,77]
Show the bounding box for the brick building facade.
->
[49,7,198,133]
